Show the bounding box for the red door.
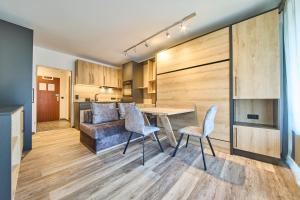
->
[37,76,60,122]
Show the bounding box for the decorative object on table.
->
[172,105,217,171]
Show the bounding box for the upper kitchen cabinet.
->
[123,62,134,81]
[75,60,91,85]
[103,67,122,88]
[232,10,280,99]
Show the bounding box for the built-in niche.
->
[234,99,279,129]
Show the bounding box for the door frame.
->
[35,65,73,130]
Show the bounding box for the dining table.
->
[139,107,195,147]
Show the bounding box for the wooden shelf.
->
[234,122,279,130]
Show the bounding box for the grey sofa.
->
[79,103,140,153]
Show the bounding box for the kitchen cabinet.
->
[75,60,91,85]
[103,67,122,88]
[123,62,133,81]
[232,10,280,99]
[75,60,121,88]
[233,125,280,158]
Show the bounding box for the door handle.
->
[234,76,238,97]
[234,127,237,147]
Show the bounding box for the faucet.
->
[94,93,101,102]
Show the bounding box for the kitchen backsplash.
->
[74,85,122,102]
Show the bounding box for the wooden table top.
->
[139,107,194,116]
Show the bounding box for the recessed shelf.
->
[234,122,279,130]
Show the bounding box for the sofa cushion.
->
[80,119,125,139]
[118,102,135,119]
[83,110,92,123]
[91,103,118,124]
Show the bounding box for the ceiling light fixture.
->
[166,31,171,38]
[180,22,187,32]
[124,51,128,56]
[123,12,196,54]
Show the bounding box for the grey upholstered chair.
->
[172,105,217,171]
[123,105,164,165]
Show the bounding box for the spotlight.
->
[145,41,149,48]
[180,22,186,32]
[166,31,171,38]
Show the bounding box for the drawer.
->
[233,125,280,158]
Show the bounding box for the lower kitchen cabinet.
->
[233,125,280,158]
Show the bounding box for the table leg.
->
[143,113,156,141]
[159,115,177,147]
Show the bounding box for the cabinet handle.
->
[104,76,106,86]
[234,127,238,147]
[234,76,238,97]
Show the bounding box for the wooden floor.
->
[37,120,71,132]
[16,128,300,200]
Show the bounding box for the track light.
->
[166,31,171,38]
[123,12,196,53]
[124,51,127,56]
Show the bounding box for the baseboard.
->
[286,156,300,186]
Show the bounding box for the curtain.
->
[284,0,300,138]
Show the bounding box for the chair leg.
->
[199,138,207,171]
[206,136,215,157]
[123,132,133,154]
[186,135,190,148]
[142,135,145,165]
[172,133,184,157]
[154,132,164,152]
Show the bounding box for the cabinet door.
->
[90,63,98,85]
[117,69,123,88]
[75,60,90,85]
[123,62,133,81]
[97,65,104,86]
[143,62,149,88]
[104,67,111,87]
[232,10,279,99]
[234,125,280,158]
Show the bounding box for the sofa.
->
[80,102,140,153]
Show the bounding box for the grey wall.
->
[0,19,33,151]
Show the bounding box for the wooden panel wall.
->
[157,61,230,144]
[156,28,229,74]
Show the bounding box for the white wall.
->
[32,46,119,132]
[37,66,71,120]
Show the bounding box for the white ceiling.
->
[0,0,280,66]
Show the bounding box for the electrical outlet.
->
[247,114,259,120]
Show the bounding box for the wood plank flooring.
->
[16,128,300,200]
[37,120,71,132]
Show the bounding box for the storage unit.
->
[139,58,157,105]
[122,61,143,103]
[231,10,281,160]
[0,106,24,200]
[75,59,122,89]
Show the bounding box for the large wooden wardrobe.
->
[155,9,281,161]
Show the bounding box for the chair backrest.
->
[202,105,218,137]
[124,105,145,134]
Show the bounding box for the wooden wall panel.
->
[232,10,280,99]
[156,28,229,74]
[157,61,230,143]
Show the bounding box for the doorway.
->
[36,66,72,132]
